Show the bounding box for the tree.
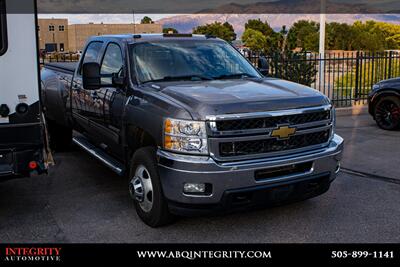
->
[244,19,285,54]
[326,22,354,50]
[245,19,274,36]
[193,22,236,42]
[287,20,319,51]
[350,20,400,51]
[141,16,153,24]
[374,22,400,49]
[163,27,178,34]
[242,28,267,52]
[270,51,317,87]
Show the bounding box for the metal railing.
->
[39,50,400,108]
[40,52,80,66]
[246,51,400,107]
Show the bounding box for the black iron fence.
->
[39,50,400,108]
[247,50,400,107]
[40,52,80,66]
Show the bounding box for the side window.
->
[79,41,103,75]
[100,43,123,84]
[0,0,7,56]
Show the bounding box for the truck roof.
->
[88,33,222,43]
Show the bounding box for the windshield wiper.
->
[213,73,257,80]
[143,75,213,83]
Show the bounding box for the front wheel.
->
[374,96,400,130]
[128,147,175,227]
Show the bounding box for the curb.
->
[336,105,369,117]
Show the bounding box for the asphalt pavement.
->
[0,113,399,243]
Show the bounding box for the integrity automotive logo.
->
[2,247,62,263]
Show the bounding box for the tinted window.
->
[130,40,260,83]
[101,43,123,83]
[79,41,103,74]
[0,0,7,56]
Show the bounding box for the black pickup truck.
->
[368,77,400,130]
[41,34,344,227]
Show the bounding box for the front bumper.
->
[157,134,344,215]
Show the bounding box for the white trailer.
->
[0,0,49,178]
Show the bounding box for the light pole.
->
[319,0,326,95]
[132,10,136,34]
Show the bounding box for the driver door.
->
[98,42,127,159]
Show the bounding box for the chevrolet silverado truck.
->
[41,34,344,227]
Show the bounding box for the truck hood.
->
[156,78,330,120]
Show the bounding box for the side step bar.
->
[72,136,125,176]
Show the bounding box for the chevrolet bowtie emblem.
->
[270,125,297,140]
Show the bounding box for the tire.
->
[128,147,175,227]
[47,119,72,151]
[374,96,400,130]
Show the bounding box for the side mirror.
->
[258,57,269,76]
[82,62,101,90]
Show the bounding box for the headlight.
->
[372,84,380,91]
[163,118,208,155]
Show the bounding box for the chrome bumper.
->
[157,134,344,206]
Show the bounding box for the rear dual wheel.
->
[374,96,400,130]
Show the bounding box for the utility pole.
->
[319,0,326,94]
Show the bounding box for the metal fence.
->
[247,51,400,107]
[39,50,400,108]
[40,52,80,66]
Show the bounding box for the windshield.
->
[130,39,261,83]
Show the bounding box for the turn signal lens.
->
[163,118,208,155]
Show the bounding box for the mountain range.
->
[158,13,400,38]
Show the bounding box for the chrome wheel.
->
[129,165,154,213]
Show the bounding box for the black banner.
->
[0,244,399,266]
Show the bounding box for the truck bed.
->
[44,62,77,73]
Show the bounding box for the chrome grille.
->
[216,110,330,132]
[219,130,330,157]
[207,105,333,161]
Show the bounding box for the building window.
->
[0,0,7,56]
[49,25,55,31]
[59,25,65,31]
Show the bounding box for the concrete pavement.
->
[0,114,399,243]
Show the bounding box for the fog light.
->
[183,183,206,194]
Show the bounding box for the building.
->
[38,18,69,52]
[38,18,163,53]
[68,22,162,52]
